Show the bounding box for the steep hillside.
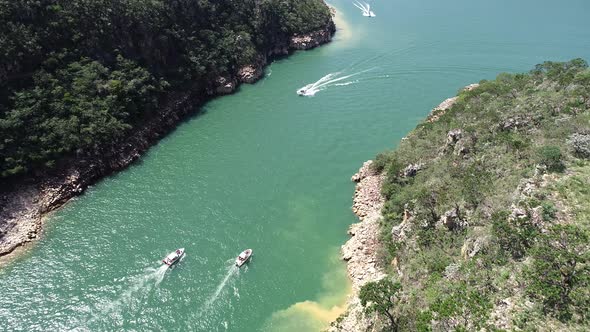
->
[335,59,590,331]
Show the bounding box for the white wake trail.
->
[86,264,170,327]
[193,261,240,323]
[297,67,378,97]
[314,68,375,89]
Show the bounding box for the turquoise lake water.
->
[1,0,589,330]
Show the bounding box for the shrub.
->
[537,145,565,172]
[372,152,393,173]
[491,211,539,260]
[525,225,590,322]
[541,201,558,221]
[568,133,590,158]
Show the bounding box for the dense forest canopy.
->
[0,0,332,178]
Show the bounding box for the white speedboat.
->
[235,249,253,267]
[297,88,307,96]
[162,248,185,266]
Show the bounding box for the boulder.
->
[438,206,466,230]
[237,65,263,84]
[214,76,236,95]
[402,163,423,178]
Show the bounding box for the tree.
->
[525,225,590,322]
[429,281,492,331]
[359,278,402,331]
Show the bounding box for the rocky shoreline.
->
[329,160,387,332]
[0,21,336,260]
[330,86,480,331]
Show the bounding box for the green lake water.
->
[1,0,589,331]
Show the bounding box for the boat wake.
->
[86,264,171,328]
[201,263,239,311]
[353,1,376,17]
[191,260,241,329]
[297,68,375,97]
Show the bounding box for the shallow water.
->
[1,0,589,330]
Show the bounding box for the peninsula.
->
[333,59,590,331]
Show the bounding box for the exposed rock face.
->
[351,161,383,220]
[438,206,465,230]
[0,17,337,259]
[330,161,386,332]
[391,204,413,243]
[332,84,481,331]
[290,21,336,50]
[214,76,237,95]
[237,64,263,84]
[427,83,479,123]
[402,163,423,178]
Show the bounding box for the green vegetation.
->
[0,0,332,178]
[359,278,402,331]
[367,59,590,330]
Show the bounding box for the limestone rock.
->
[402,163,423,178]
[214,76,236,95]
[237,65,263,84]
[290,21,336,50]
[438,206,466,230]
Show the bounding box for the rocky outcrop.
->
[427,83,479,123]
[213,76,237,95]
[237,64,263,84]
[402,163,423,178]
[290,20,336,50]
[0,16,336,259]
[331,84,482,331]
[330,161,387,332]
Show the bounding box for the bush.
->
[525,225,590,322]
[491,211,538,260]
[537,145,565,172]
[568,133,590,158]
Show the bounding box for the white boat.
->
[235,249,253,267]
[297,88,307,96]
[162,248,185,266]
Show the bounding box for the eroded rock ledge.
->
[330,160,387,332]
[331,85,479,331]
[0,21,336,259]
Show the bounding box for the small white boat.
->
[162,248,185,266]
[297,88,307,96]
[235,249,253,267]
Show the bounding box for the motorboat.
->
[235,249,253,267]
[297,88,307,96]
[162,248,185,266]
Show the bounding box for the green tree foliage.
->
[0,0,332,177]
[492,210,539,260]
[1,56,163,176]
[525,225,590,322]
[537,145,565,172]
[429,281,492,331]
[359,278,402,331]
